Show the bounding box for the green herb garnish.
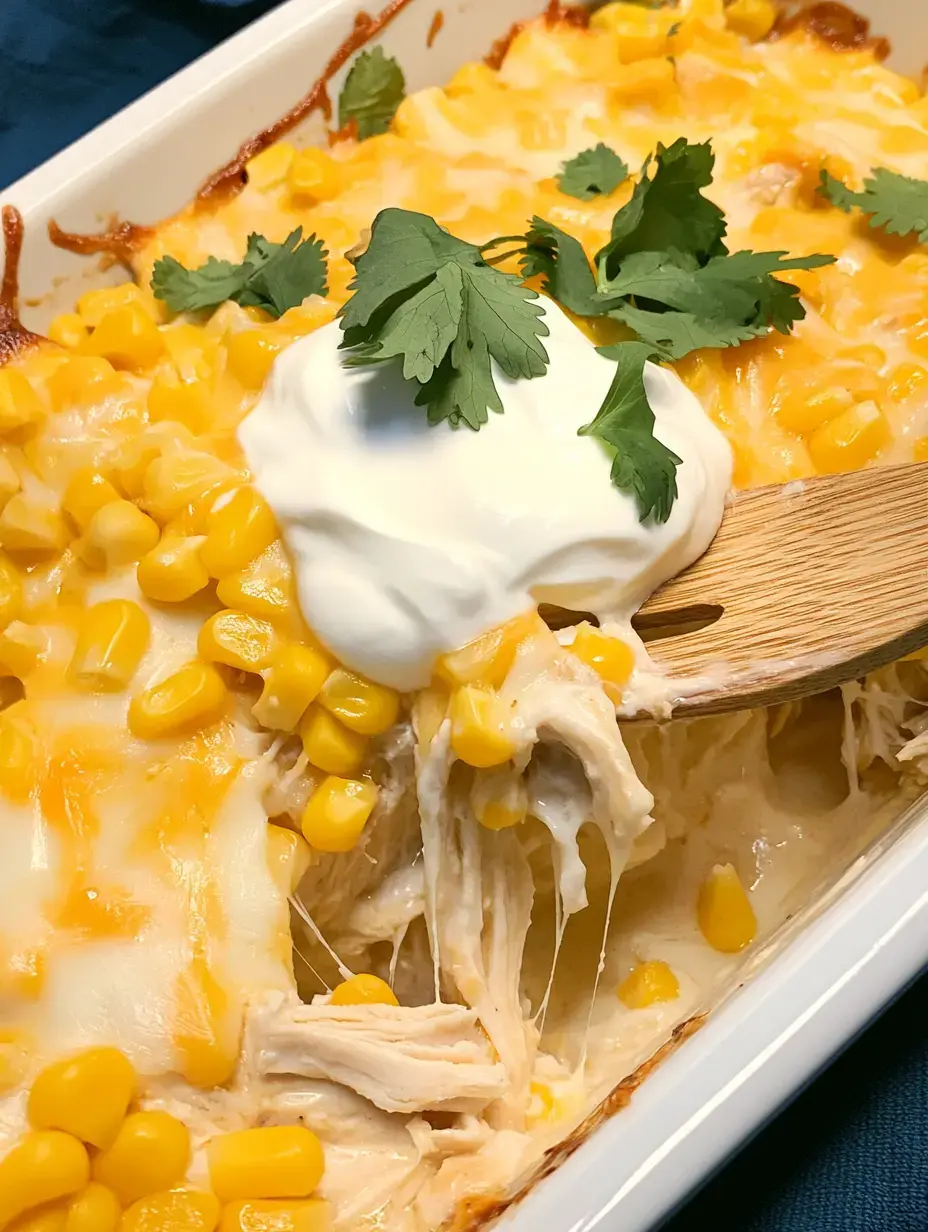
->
[486,138,835,361]
[338,47,406,139]
[557,143,629,201]
[151,228,328,317]
[339,208,549,430]
[819,167,928,243]
[478,137,835,521]
[579,341,682,523]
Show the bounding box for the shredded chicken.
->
[249,993,507,1115]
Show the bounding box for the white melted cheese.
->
[239,304,733,690]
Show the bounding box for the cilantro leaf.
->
[599,247,834,344]
[339,207,548,429]
[557,144,629,201]
[150,255,247,314]
[341,209,472,336]
[597,138,727,279]
[151,227,327,317]
[338,47,405,139]
[819,167,928,242]
[579,342,681,523]
[519,217,601,316]
[236,229,328,316]
[609,304,766,360]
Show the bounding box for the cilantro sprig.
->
[580,342,682,523]
[819,167,928,243]
[477,137,835,521]
[487,138,834,361]
[339,208,549,429]
[557,144,629,201]
[338,47,406,139]
[151,228,328,317]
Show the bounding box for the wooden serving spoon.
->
[628,460,928,719]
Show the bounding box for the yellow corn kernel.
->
[91,1112,189,1207]
[724,0,776,40]
[84,501,160,569]
[147,371,210,434]
[219,1199,332,1232]
[435,612,534,689]
[62,471,120,531]
[450,686,515,769]
[480,801,525,830]
[318,669,399,736]
[0,701,37,803]
[128,662,228,741]
[200,487,277,579]
[329,973,398,1007]
[611,56,674,104]
[415,684,449,755]
[697,863,757,953]
[246,142,296,191]
[70,600,150,692]
[0,623,46,679]
[0,554,22,627]
[0,371,44,434]
[46,358,121,412]
[28,1048,135,1150]
[915,437,928,464]
[266,824,312,895]
[0,495,68,555]
[0,1132,90,1229]
[226,330,285,391]
[471,766,526,830]
[207,1126,324,1202]
[889,361,928,402]
[836,344,886,370]
[47,314,89,351]
[571,624,635,696]
[287,148,341,202]
[300,708,368,776]
[142,452,233,526]
[76,283,146,329]
[120,1190,220,1232]
[64,1185,120,1232]
[0,456,20,508]
[807,400,890,474]
[253,643,331,731]
[301,775,378,852]
[85,304,164,373]
[10,1203,68,1232]
[775,383,853,436]
[198,609,277,673]
[162,323,219,379]
[216,546,292,621]
[137,536,209,603]
[445,61,497,94]
[617,960,680,1008]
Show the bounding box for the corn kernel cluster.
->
[0,1045,328,1230]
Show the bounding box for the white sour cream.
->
[239,304,732,690]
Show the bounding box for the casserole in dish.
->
[0,1,926,1229]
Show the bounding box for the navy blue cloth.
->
[1,3,926,1228]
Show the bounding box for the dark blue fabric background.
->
[1,2,926,1228]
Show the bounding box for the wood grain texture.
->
[632,461,928,718]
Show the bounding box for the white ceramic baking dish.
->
[2,2,927,1229]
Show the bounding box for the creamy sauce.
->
[239,303,733,690]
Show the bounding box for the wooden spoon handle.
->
[632,461,928,718]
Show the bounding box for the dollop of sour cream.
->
[239,303,732,690]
